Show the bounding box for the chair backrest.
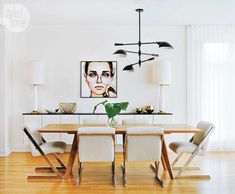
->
[78,127,115,162]
[126,127,163,162]
[23,125,43,156]
[82,118,107,124]
[193,121,215,151]
[122,118,152,125]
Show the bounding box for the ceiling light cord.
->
[138,9,141,67]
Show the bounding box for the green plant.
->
[93,100,129,126]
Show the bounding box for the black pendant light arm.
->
[124,50,159,57]
[126,57,155,67]
[135,57,155,66]
[122,57,155,71]
[141,41,161,45]
[115,43,139,46]
[141,41,174,48]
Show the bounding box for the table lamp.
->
[155,61,172,113]
[29,60,45,114]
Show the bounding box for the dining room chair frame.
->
[171,136,200,170]
[23,127,66,179]
[77,133,116,187]
[171,125,215,178]
[122,133,165,188]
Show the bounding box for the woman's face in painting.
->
[85,62,113,96]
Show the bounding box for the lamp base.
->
[31,111,39,115]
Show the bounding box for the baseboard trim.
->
[0,148,11,156]
[10,144,30,152]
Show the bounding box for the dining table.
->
[38,123,200,180]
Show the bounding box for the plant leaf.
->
[93,101,129,119]
[93,100,108,113]
[104,103,119,118]
[113,102,129,111]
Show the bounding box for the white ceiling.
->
[1,0,235,25]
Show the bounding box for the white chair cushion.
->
[127,127,163,134]
[31,141,67,157]
[193,121,215,147]
[122,118,152,125]
[169,141,204,155]
[126,127,163,162]
[78,127,115,134]
[24,125,43,154]
[78,127,115,162]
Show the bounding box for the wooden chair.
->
[23,126,67,179]
[122,127,165,187]
[169,121,215,178]
[77,127,116,187]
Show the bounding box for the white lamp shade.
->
[29,60,45,85]
[155,61,171,85]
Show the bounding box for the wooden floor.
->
[0,152,235,194]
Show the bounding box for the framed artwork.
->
[80,61,117,98]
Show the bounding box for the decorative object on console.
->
[136,107,143,114]
[113,8,173,72]
[80,61,117,98]
[155,61,172,113]
[93,100,129,127]
[59,103,77,113]
[144,106,154,114]
[29,60,45,114]
[45,108,59,114]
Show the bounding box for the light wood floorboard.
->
[0,152,235,194]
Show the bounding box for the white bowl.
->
[59,103,77,113]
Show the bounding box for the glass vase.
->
[107,117,118,127]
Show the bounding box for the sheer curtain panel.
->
[187,25,235,151]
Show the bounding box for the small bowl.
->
[136,107,143,114]
[45,109,59,114]
[59,103,77,113]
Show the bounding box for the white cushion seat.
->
[78,127,115,134]
[23,126,67,179]
[77,127,116,186]
[169,141,204,155]
[126,127,163,134]
[126,127,163,162]
[78,127,115,162]
[122,127,165,187]
[168,120,215,178]
[32,141,67,157]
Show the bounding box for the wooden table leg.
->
[64,133,78,179]
[161,155,167,170]
[162,138,174,179]
[122,133,126,162]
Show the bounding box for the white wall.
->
[0,25,5,154]
[6,24,186,150]
[0,25,12,155]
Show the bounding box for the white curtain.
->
[187,25,235,151]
